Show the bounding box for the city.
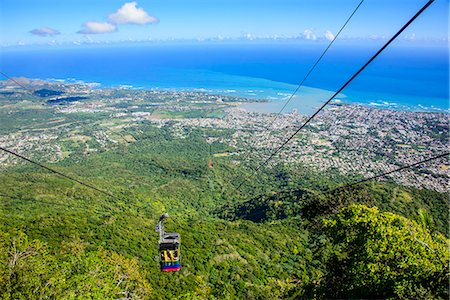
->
[1,79,448,192]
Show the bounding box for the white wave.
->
[118,85,133,89]
[47,78,66,83]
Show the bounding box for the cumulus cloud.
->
[77,22,117,34]
[324,30,335,41]
[108,2,158,25]
[29,27,60,37]
[303,29,317,40]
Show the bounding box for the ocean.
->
[0,40,448,114]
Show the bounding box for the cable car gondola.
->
[156,213,181,272]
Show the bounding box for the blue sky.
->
[0,0,448,47]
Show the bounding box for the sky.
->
[0,0,448,47]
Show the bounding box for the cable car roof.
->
[160,232,180,244]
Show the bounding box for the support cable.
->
[0,146,119,200]
[234,152,448,222]
[238,0,365,164]
[328,152,449,193]
[233,0,435,193]
[0,71,35,93]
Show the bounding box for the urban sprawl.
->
[1,79,448,192]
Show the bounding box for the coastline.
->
[1,75,448,114]
[44,75,449,114]
[1,41,447,114]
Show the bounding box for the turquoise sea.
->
[0,41,448,114]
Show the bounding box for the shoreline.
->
[1,76,448,114]
[1,78,448,192]
[48,77,450,114]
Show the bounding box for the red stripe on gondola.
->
[162,267,180,272]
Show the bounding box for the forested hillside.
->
[1,125,448,299]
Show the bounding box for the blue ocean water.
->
[0,41,448,113]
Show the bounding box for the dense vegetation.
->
[1,125,448,299]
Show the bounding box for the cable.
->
[228,152,448,222]
[0,71,35,94]
[259,0,434,170]
[233,0,435,193]
[268,0,365,122]
[328,152,449,193]
[1,71,123,204]
[238,0,365,165]
[0,146,119,199]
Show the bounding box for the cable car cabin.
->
[159,232,181,272]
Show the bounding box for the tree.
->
[315,205,449,299]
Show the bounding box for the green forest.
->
[1,125,449,299]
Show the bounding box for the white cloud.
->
[324,30,335,41]
[77,22,117,34]
[108,2,158,25]
[29,27,60,37]
[404,33,416,41]
[303,29,317,41]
